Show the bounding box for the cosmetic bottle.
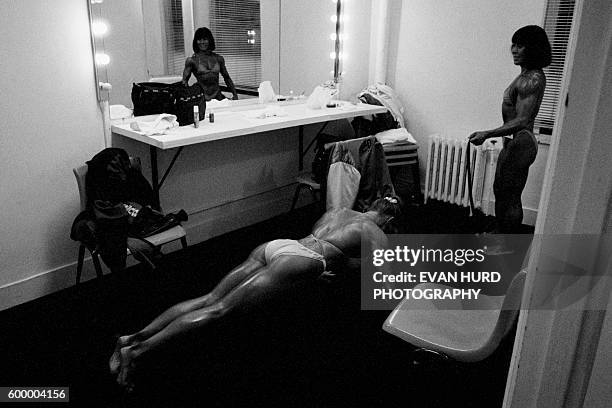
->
[193,105,199,128]
[209,108,215,123]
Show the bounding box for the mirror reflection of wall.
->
[278,0,336,96]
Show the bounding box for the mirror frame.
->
[88,0,107,101]
[88,0,343,103]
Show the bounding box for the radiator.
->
[423,134,499,215]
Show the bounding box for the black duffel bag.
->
[131,82,206,126]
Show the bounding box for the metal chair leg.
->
[309,186,318,203]
[91,251,104,279]
[291,183,321,211]
[291,184,305,211]
[411,159,423,204]
[76,244,86,285]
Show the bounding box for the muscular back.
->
[311,208,385,258]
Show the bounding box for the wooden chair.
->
[73,158,187,284]
[382,142,422,204]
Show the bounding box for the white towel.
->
[306,86,334,109]
[375,128,416,144]
[109,104,133,120]
[130,114,179,136]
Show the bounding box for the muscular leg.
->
[116,255,323,389]
[110,244,268,374]
[493,131,537,233]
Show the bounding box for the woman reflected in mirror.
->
[182,27,238,101]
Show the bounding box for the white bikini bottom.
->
[264,239,326,270]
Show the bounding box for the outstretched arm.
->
[363,223,393,288]
[470,71,546,145]
[219,55,238,100]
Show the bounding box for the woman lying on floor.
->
[110,196,401,390]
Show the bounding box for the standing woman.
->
[469,25,551,233]
[182,27,238,101]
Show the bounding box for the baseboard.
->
[0,185,301,312]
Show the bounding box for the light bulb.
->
[329,52,336,59]
[95,52,110,65]
[91,20,108,36]
[330,33,337,41]
[330,15,337,23]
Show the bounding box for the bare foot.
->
[117,346,136,392]
[109,336,131,375]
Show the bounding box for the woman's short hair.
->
[369,195,403,233]
[512,25,552,69]
[369,195,403,219]
[192,27,216,53]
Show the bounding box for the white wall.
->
[339,0,372,101]
[388,0,546,221]
[0,0,105,300]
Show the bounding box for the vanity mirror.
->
[88,0,342,105]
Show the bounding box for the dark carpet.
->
[0,201,525,407]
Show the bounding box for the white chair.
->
[73,158,187,284]
[383,270,526,362]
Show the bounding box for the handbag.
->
[171,83,207,126]
[131,82,206,126]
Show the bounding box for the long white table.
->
[111,101,387,208]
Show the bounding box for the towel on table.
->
[130,114,179,136]
[110,104,133,120]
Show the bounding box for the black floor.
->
[0,202,525,407]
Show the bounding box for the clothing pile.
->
[354,83,407,137]
[325,136,395,212]
[70,148,187,271]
